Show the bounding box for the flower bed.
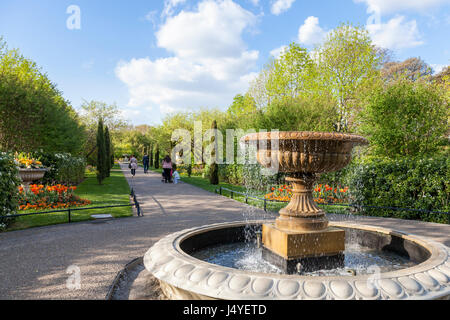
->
[265,184,350,203]
[18,184,91,211]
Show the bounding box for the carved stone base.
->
[262,247,345,274]
[262,223,345,262]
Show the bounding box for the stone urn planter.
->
[18,168,48,185]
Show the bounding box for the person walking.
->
[143,153,150,174]
[130,155,138,177]
[162,155,172,183]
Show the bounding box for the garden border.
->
[215,186,450,224]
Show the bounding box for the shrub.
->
[358,78,449,158]
[346,156,449,223]
[32,151,86,185]
[0,152,21,229]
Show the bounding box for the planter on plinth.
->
[241,131,368,273]
[18,168,48,189]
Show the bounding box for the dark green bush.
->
[346,156,449,223]
[0,152,20,229]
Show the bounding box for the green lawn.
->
[7,164,133,231]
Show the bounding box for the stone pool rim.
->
[144,220,450,300]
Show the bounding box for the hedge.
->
[0,152,21,229]
[345,156,449,223]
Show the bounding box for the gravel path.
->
[0,164,448,300]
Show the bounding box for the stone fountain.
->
[241,131,368,273]
[144,131,450,300]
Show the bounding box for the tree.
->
[316,23,381,132]
[104,126,111,177]
[254,94,338,132]
[358,79,448,158]
[381,57,433,82]
[79,100,129,164]
[154,144,160,169]
[96,119,107,184]
[0,38,85,153]
[149,144,154,168]
[209,120,219,185]
[265,43,318,102]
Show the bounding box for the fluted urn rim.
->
[241,131,368,145]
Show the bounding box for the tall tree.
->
[96,119,107,184]
[104,126,111,177]
[265,43,318,102]
[0,38,85,153]
[381,57,433,82]
[316,23,381,132]
[154,144,160,169]
[209,120,219,185]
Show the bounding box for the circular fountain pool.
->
[144,221,450,300]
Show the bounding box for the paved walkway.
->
[0,164,449,299]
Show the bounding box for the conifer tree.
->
[104,126,111,177]
[154,145,160,169]
[209,120,219,185]
[96,119,107,184]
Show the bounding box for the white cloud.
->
[162,0,187,18]
[367,16,424,49]
[271,0,296,15]
[431,63,447,74]
[116,0,259,119]
[298,16,327,46]
[354,0,450,14]
[270,45,288,58]
[145,10,158,28]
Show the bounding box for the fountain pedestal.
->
[242,131,368,274]
[262,174,346,273]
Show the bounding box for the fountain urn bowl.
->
[241,131,369,272]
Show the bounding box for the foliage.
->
[265,43,318,101]
[0,152,20,229]
[358,78,449,158]
[316,23,381,132]
[0,39,85,154]
[253,95,338,132]
[78,100,129,165]
[346,156,449,223]
[31,151,86,185]
[96,119,107,184]
[381,57,433,82]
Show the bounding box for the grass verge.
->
[7,164,133,231]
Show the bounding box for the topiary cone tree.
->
[209,120,219,185]
[154,144,160,169]
[96,118,107,184]
[104,126,111,177]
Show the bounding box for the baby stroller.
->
[162,169,173,183]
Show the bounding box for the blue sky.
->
[1,0,449,126]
